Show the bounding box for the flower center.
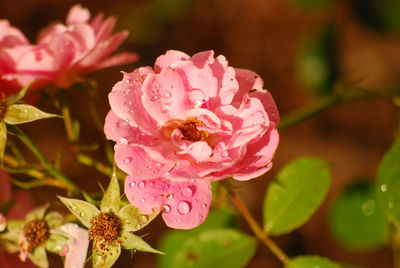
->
[178,117,209,142]
[89,212,122,251]
[22,220,49,252]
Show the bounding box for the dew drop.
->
[118,138,128,145]
[138,215,148,224]
[163,185,170,191]
[160,104,170,113]
[202,203,207,208]
[129,181,136,188]
[381,184,388,192]
[124,157,132,164]
[162,205,171,213]
[163,92,171,98]
[166,193,174,200]
[388,201,395,209]
[150,94,160,101]
[182,186,194,197]
[79,212,85,217]
[177,201,191,215]
[140,198,145,203]
[193,99,203,108]
[361,199,376,216]
[138,181,145,188]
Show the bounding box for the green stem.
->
[223,182,289,263]
[61,104,78,143]
[8,125,79,193]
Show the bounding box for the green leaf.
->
[45,233,68,254]
[58,196,100,228]
[5,84,30,105]
[330,182,389,251]
[0,121,6,163]
[100,167,120,213]
[263,157,331,235]
[4,104,59,125]
[44,211,64,229]
[29,247,49,268]
[377,139,400,226]
[285,256,340,268]
[119,204,159,232]
[121,230,163,254]
[92,244,121,268]
[26,203,49,222]
[158,228,256,268]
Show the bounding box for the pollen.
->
[22,220,50,252]
[178,117,209,142]
[89,212,122,251]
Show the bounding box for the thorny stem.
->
[8,125,79,193]
[224,182,289,264]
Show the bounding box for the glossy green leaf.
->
[264,158,331,235]
[100,167,120,214]
[92,244,121,268]
[297,26,338,95]
[159,228,256,268]
[119,204,159,232]
[121,230,163,254]
[4,104,59,125]
[29,246,49,268]
[0,121,6,162]
[286,256,340,268]
[58,196,100,228]
[330,182,389,251]
[26,203,49,222]
[376,139,400,226]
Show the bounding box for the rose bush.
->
[105,50,279,229]
[0,4,137,95]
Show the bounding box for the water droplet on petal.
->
[162,205,171,213]
[193,99,203,108]
[140,198,145,203]
[151,95,160,101]
[166,193,174,200]
[160,104,170,113]
[182,186,194,197]
[177,201,191,215]
[124,157,132,164]
[163,92,171,98]
[202,203,207,208]
[138,181,145,188]
[361,199,376,216]
[381,184,388,192]
[129,181,136,188]
[163,185,170,191]
[118,138,128,145]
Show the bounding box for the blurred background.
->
[1,0,400,267]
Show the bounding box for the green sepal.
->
[44,211,64,229]
[121,230,163,254]
[0,121,6,163]
[100,166,120,214]
[26,203,49,221]
[5,84,30,105]
[4,104,60,125]
[29,246,49,268]
[92,244,121,268]
[45,233,69,254]
[58,196,100,228]
[119,204,159,232]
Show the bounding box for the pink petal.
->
[108,68,160,134]
[250,90,280,125]
[124,176,211,229]
[94,52,138,69]
[0,213,6,231]
[154,50,190,73]
[232,68,264,106]
[66,5,91,25]
[93,17,116,42]
[0,20,29,48]
[141,67,192,124]
[114,145,173,180]
[53,224,89,268]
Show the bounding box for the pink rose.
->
[104,50,279,229]
[0,5,137,95]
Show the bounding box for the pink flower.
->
[0,5,137,95]
[104,50,279,229]
[53,224,89,268]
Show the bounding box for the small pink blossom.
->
[0,5,137,95]
[105,50,279,229]
[53,223,89,268]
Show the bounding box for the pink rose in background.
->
[0,170,35,268]
[105,50,279,229]
[0,4,137,95]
